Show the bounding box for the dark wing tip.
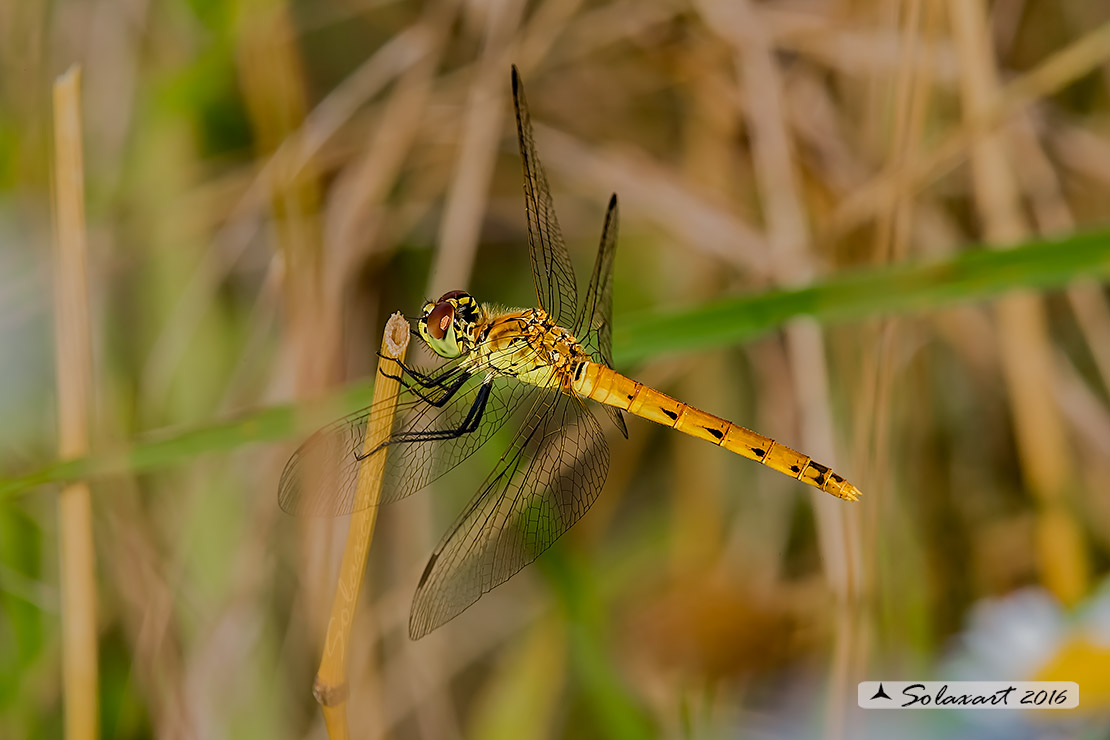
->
[511,66,526,135]
[408,614,430,640]
[276,458,300,515]
[408,569,450,641]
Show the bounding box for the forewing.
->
[512,66,579,327]
[381,373,540,506]
[574,194,627,438]
[278,356,540,517]
[408,389,610,639]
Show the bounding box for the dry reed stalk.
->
[514,0,588,69]
[237,0,329,393]
[103,490,191,739]
[322,58,435,303]
[51,65,99,740]
[427,0,524,296]
[847,7,939,735]
[669,44,734,575]
[830,18,1110,241]
[236,2,341,673]
[948,0,1089,604]
[713,0,849,541]
[857,0,936,686]
[1063,290,1110,403]
[1009,118,1110,563]
[694,2,862,736]
[324,7,450,300]
[315,312,409,739]
[538,126,769,273]
[870,0,931,266]
[1009,115,1110,399]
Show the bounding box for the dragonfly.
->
[279,66,861,640]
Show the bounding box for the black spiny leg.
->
[399,369,472,408]
[377,354,472,407]
[356,381,493,460]
[377,353,446,387]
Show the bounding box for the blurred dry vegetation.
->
[3,0,1110,738]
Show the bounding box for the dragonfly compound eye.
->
[427,301,455,340]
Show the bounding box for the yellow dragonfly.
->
[279,66,861,639]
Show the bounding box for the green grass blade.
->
[0,384,374,500]
[613,229,1110,365]
[3,229,1108,499]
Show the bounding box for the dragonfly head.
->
[418,290,480,359]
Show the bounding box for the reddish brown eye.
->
[427,302,454,339]
[438,289,469,302]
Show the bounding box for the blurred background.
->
[3,0,1110,737]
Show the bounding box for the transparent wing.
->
[278,351,543,517]
[408,388,609,639]
[512,65,579,327]
[574,194,627,437]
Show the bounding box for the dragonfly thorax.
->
[479,307,589,391]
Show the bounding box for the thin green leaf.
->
[613,229,1110,364]
[0,385,373,500]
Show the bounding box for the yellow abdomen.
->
[572,362,861,501]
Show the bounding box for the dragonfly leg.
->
[376,353,446,386]
[377,355,450,388]
[377,355,473,407]
[356,380,493,460]
[399,369,472,407]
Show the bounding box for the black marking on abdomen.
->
[706,426,723,440]
[752,448,766,458]
[662,408,678,421]
[790,465,801,473]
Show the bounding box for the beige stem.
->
[314,312,410,739]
